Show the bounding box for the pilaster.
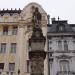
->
[17,22,25,75]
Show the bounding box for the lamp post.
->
[28,7,46,75]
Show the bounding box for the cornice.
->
[0,22,19,26]
[0,9,21,16]
[56,54,72,59]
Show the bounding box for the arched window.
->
[60,60,70,72]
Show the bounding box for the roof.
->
[47,20,74,33]
[0,9,22,16]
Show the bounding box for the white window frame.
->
[58,40,62,51]
[10,43,16,53]
[12,26,18,35]
[64,40,68,51]
[0,43,6,53]
[59,60,70,72]
[9,63,15,71]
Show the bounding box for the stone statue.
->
[32,7,42,28]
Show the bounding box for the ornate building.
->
[0,2,48,75]
[47,19,75,75]
[1,2,75,75]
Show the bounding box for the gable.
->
[20,2,47,21]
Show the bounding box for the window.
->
[49,47,52,50]
[60,60,69,72]
[0,43,6,53]
[3,26,8,35]
[73,40,75,50]
[10,43,16,53]
[49,40,52,50]
[49,40,52,44]
[49,58,53,69]
[12,26,18,35]
[64,41,68,51]
[73,41,75,43]
[59,26,64,31]
[0,63,4,70]
[58,41,62,50]
[57,23,65,32]
[27,60,31,73]
[9,63,15,71]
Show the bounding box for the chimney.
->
[51,18,56,21]
[51,18,56,24]
[47,15,50,25]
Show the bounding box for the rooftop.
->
[0,9,22,16]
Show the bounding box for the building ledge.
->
[56,71,75,75]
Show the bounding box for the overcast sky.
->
[0,0,75,24]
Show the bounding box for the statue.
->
[32,7,42,28]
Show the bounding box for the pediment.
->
[56,54,72,59]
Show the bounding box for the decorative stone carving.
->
[56,54,72,59]
[32,7,42,28]
[31,57,44,75]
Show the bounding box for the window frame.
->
[10,43,16,53]
[3,26,8,35]
[59,60,70,72]
[27,60,31,73]
[12,26,18,35]
[58,40,62,51]
[9,63,15,71]
[0,63,4,70]
[64,40,68,51]
[0,43,6,53]
[57,23,65,32]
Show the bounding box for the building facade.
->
[0,3,48,75]
[47,19,75,75]
[1,2,75,75]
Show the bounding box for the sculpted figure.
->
[32,7,42,28]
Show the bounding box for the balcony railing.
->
[56,71,75,75]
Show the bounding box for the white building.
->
[47,20,75,75]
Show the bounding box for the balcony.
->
[56,71,75,75]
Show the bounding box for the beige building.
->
[0,2,48,75]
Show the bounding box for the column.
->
[4,43,10,73]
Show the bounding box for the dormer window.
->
[57,23,65,32]
[59,25,64,31]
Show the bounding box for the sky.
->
[0,0,75,24]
